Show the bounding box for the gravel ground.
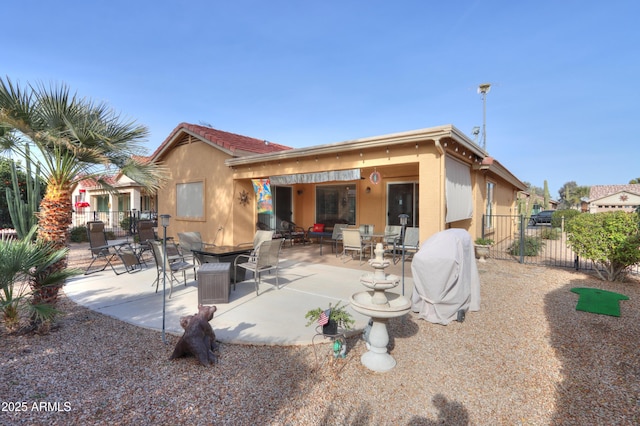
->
[1,245,639,425]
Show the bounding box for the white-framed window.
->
[176,181,204,220]
[485,181,495,229]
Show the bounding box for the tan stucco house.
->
[149,122,526,247]
[587,184,640,213]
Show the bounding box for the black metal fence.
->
[481,214,639,275]
[71,210,157,239]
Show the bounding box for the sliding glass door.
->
[387,182,419,227]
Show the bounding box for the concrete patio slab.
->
[64,252,414,346]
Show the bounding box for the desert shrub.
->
[551,209,580,228]
[540,227,561,240]
[70,225,88,243]
[566,211,640,281]
[508,235,545,256]
[0,227,80,331]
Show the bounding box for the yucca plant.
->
[5,144,43,240]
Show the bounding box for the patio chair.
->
[341,228,372,265]
[85,221,142,275]
[234,238,284,296]
[393,227,420,264]
[383,225,402,255]
[279,219,307,247]
[256,221,284,239]
[135,220,157,264]
[238,230,275,256]
[85,221,122,275]
[150,240,196,298]
[359,224,375,244]
[330,223,349,256]
[177,232,216,263]
[166,238,197,278]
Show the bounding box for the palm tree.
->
[0,77,166,310]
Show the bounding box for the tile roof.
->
[151,122,292,159]
[76,175,118,189]
[589,184,640,201]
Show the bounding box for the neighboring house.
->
[150,122,526,247]
[70,160,157,229]
[587,184,640,213]
[517,191,558,215]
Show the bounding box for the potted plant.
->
[305,301,355,335]
[474,237,494,262]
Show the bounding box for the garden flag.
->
[251,179,273,213]
[318,309,331,326]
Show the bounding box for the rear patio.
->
[65,241,416,345]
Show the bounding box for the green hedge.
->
[70,226,88,242]
[551,209,581,228]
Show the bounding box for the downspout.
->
[434,138,444,156]
[434,138,447,230]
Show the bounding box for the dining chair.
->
[135,220,157,264]
[383,225,402,256]
[330,223,349,256]
[341,228,372,265]
[234,238,284,296]
[359,224,375,245]
[238,230,274,257]
[150,240,196,298]
[177,232,216,263]
[393,227,420,264]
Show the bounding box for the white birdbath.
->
[350,243,411,372]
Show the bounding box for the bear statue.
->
[170,304,218,366]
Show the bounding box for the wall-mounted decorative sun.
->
[238,190,250,206]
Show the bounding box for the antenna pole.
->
[478,83,491,151]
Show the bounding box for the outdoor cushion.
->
[312,223,325,233]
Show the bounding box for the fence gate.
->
[482,214,593,270]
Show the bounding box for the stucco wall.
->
[232,142,441,244]
[155,129,522,251]
[156,138,255,246]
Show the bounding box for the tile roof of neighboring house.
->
[150,122,292,160]
[589,184,640,201]
[76,175,119,189]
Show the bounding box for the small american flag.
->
[318,308,331,326]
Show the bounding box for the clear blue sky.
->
[4,1,639,198]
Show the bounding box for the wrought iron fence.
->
[481,214,639,275]
[71,210,157,239]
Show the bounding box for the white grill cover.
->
[410,229,480,325]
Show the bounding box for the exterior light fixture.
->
[160,214,171,343]
[399,213,410,296]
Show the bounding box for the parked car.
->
[529,210,554,225]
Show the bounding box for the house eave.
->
[225,124,487,167]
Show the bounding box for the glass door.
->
[257,186,293,231]
[387,182,419,226]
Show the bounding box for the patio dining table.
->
[192,245,253,283]
[361,233,400,257]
